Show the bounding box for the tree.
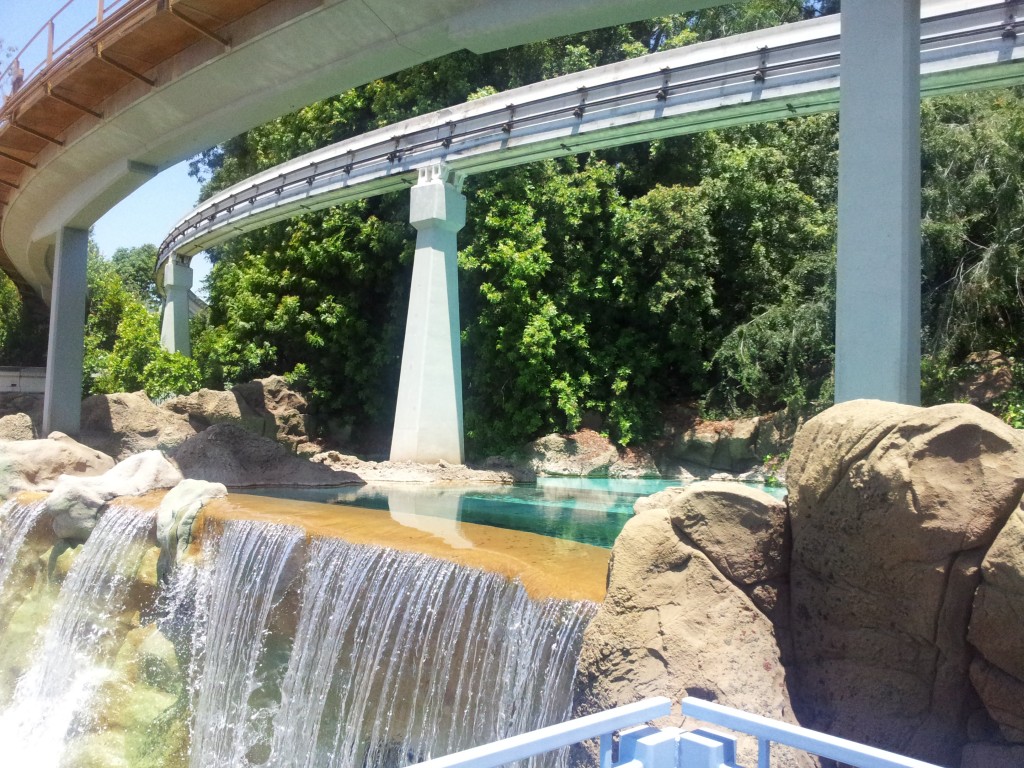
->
[84,243,199,399]
[110,244,160,307]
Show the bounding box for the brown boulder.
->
[969,502,1024,741]
[231,376,315,450]
[172,424,359,487]
[574,498,812,768]
[787,400,1024,763]
[0,432,115,496]
[960,742,1024,768]
[0,412,35,441]
[162,388,270,435]
[527,430,658,478]
[80,392,196,459]
[676,417,761,471]
[953,350,1014,406]
[643,482,792,654]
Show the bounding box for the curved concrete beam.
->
[1,0,729,301]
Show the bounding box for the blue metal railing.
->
[412,697,946,768]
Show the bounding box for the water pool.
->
[239,478,787,548]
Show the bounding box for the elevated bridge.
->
[0,0,1003,463]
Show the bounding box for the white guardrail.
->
[414,697,945,768]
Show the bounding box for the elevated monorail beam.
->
[157,0,1024,269]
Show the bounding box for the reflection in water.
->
[240,478,787,548]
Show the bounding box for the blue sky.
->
[3,1,210,292]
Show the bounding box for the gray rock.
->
[46,451,183,540]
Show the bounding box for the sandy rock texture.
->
[0,412,35,440]
[0,432,115,497]
[313,451,529,484]
[164,375,317,452]
[172,424,359,487]
[574,482,812,768]
[787,400,1024,764]
[527,429,659,477]
[969,501,1024,742]
[80,391,196,460]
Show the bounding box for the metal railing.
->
[411,697,945,768]
[1,0,139,104]
[155,0,1024,269]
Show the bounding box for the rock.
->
[969,658,1024,742]
[638,482,788,586]
[47,451,183,540]
[172,423,359,487]
[0,412,35,440]
[969,501,1024,741]
[80,391,196,460]
[960,742,1024,768]
[231,376,315,450]
[314,451,529,484]
[0,432,115,496]
[676,417,761,471]
[156,478,227,580]
[786,400,1024,764]
[162,387,269,435]
[954,350,1014,406]
[635,482,794,659]
[573,500,812,768]
[527,429,656,477]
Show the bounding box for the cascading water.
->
[0,502,597,768]
[188,520,305,766]
[0,505,154,766]
[181,522,596,768]
[262,537,594,768]
[0,498,47,601]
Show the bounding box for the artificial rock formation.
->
[528,430,659,477]
[969,501,1024,742]
[574,482,812,768]
[0,432,115,497]
[46,450,183,540]
[786,400,1024,764]
[80,391,196,459]
[172,424,358,487]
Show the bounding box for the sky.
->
[2,0,211,293]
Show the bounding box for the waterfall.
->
[188,520,305,766]
[0,505,154,766]
[0,498,47,600]
[184,524,595,768]
[0,505,596,768]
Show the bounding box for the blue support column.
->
[42,226,89,435]
[160,256,193,356]
[390,165,467,464]
[835,0,921,404]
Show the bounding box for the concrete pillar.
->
[835,0,921,404]
[390,165,467,464]
[160,256,193,356]
[42,226,89,435]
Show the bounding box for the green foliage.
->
[83,245,198,400]
[111,244,160,307]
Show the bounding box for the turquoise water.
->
[239,478,787,549]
